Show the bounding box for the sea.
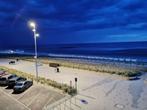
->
[0,41,147,64]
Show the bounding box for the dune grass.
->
[6,56,147,77]
[22,57,146,77]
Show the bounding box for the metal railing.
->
[43,95,81,110]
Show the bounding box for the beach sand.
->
[0,58,147,110]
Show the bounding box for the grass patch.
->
[23,58,144,77]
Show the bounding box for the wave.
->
[0,49,147,63]
[0,49,24,54]
[48,53,139,63]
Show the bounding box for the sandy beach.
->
[0,58,147,110]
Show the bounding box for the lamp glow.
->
[30,22,36,28]
[36,33,39,37]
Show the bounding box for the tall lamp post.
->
[29,21,39,82]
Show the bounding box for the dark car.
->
[0,74,17,85]
[8,76,27,88]
[9,61,15,64]
[13,80,33,92]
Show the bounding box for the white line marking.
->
[0,89,31,110]
[27,92,40,107]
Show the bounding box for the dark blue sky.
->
[0,0,147,46]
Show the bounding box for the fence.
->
[43,95,81,110]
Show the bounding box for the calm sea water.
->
[0,41,147,63]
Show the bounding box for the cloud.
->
[0,0,147,44]
[107,32,147,42]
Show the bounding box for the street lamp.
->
[29,21,39,82]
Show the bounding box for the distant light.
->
[10,50,14,54]
[36,33,39,37]
[29,21,36,28]
[32,29,36,32]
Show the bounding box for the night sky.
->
[0,0,147,46]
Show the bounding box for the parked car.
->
[0,70,5,75]
[0,74,17,85]
[9,61,15,64]
[8,76,27,88]
[13,80,33,92]
[0,71,8,77]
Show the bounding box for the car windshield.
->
[15,83,23,86]
[0,78,6,81]
[8,75,16,79]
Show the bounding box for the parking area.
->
[0,82,65,110]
